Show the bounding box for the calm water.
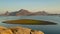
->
[0,16,60,34]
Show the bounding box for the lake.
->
[0,16,60,34]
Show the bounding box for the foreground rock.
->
[0,26,44,34]
[0,26,13,34]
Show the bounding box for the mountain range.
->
[0,9,48,16]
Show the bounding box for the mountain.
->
[7,9,31,16]
[29,11,48,16]
[0,9,48,16]
[9,11,19,16]
[0,11,10,16]
[16,9,32,16]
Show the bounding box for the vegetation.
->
[2,19,57,25]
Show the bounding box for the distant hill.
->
[29,11,48,16]
[0,9,48,16]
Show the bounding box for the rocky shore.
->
[0,26,44,34]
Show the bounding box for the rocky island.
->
[0,26,44,34]
[3,19,57,25]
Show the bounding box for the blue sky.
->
[0,0,60,14]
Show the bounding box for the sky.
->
[0,0,60,14]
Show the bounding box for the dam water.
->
[0,16,60,34]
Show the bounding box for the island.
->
[2,19,57,25]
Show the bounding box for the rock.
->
[31,30,44,34]
[0,26,44,34]
[0,26,7,31]
[10,26,31,34]
[0,26,13,34]
[0,29,13,34]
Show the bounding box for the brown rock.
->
[0,26,7,31]
[0,26,13,34]
[31,30,44,34]
[0,29,13,34]
[10,26,31,34]
[0,26,44,34]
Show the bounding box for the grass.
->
[2,19,57,25]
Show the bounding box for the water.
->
[0,16,60,34]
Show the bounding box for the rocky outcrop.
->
[0,26,13,34]
[0,26,44,34]
[10,26,31,34]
